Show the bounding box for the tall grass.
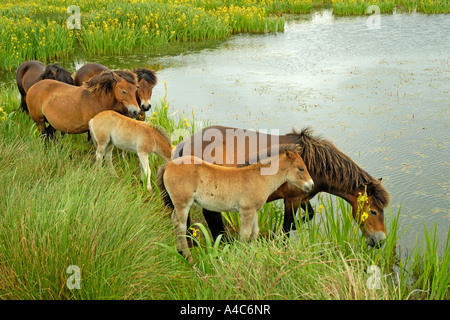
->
[0,84,192,299]
[1,1,449,71]
[0,0,288,71]
[0,83,448,299]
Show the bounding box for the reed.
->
[2,0,448,71]
[0,82,448,300]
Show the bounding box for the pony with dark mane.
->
[16,60,74,113]
[26,70,141,138]
[74,63,157,119]
[173,125,390,247]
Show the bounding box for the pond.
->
[4,10,450,253]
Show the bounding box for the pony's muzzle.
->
[128,105,141,118]
[140,100,152,111]
[301,179,314,193]
[367,231,386,248]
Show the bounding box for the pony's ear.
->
[285,150,296,160]
[365,181,380,196]
[112,72,121,81]
[378,177,383,182]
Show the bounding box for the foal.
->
[89,110,172,190]
[157,145,314,264]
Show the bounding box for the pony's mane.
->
[84,70,137,95]
[287,127,390,208]
[133,68,157,86]
[279,144,302,154]
[42,63,74,84]
[150,125,171,145]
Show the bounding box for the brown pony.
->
[74,63,157,119]
[89,110,172,190]
[16,60,74,113]
[26,70,141,137]
[158,144,313,264]
[174,126,390,247]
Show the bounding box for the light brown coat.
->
[89,110,172,190]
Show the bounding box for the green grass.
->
[0,83,448,300]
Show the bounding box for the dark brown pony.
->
[74,63,157,119]
[173,125,390,247]
[16,60,74,113]
[26,70,141,137]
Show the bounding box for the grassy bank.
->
[1,0,449,71]
[0,83,448,300]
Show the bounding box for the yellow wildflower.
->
[317,204,325,214]
[361,211,369,222]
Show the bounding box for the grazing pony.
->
[74,63,157,119]
[26,70,141,138]
[174,126,390,247]
[89,110,172,190]
[16,60,74,113]
[158,145,314,264]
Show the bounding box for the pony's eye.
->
[370,210,377,216]
[121,90,127,94]
[298,168,304,172]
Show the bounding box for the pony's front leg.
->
[138,153,151,190]
[300,200,315,221]
[239,209,259,241]
[172,205,194,264]
[283,198,299,233]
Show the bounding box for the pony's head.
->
[42,63,74,85]
[84,70,141,118]
[133,68,157,112]
[353,178,390,247]
[287,127,390,247]
[279,145,314,193]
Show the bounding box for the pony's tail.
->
[157,163,173,210]
[16,64,29,113]
[88,119,97,147]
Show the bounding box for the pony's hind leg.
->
[93,138,107,170]
[172,204,194,264]
[45,124,57,140]
[138,152,151,190]
[105,142,118,177]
